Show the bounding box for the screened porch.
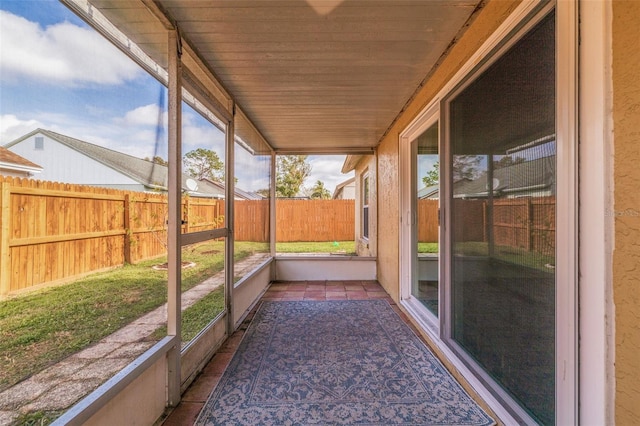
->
[0,0,611,425]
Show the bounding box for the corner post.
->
[167,28,183,407]
[225,105,235,334]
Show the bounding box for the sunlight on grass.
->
[454,242,555,271]
[417,242,438,253]
[0,240,262,391]
[276,241,356,254]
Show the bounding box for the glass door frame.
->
[441,7,558,424]
[399,102,441,336]
[399,1,577,424]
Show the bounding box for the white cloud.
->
[0,114,43,144]
[182,113,226,154]
[307,155,353,193]
[0,11,142,86]
[120,104,167,127]
[234,148,271,192]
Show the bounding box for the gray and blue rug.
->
[196,300,494,425]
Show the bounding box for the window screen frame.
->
[362,171,370,240]
[438,3,577,424]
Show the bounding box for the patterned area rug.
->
[196,300,494,425]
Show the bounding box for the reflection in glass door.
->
[446,12,556,424]
[411,122,439,317]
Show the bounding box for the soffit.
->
[87,0,481,152]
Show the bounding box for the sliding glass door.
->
[445,11,556,425]
[411,122,440,317]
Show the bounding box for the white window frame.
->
[399,104,440,336]
[399,1,578,424]
[578,1,614,425]
[362,171,370,240]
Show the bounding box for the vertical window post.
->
[166,29,182,407]
[225,105,235,334]
[362,173,370,240]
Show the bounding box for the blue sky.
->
[0,1,352,193]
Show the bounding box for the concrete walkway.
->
[0,253,269,425]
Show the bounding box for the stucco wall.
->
[375,0,520,302]
[612,1,640,424]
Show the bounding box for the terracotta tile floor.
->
[161,280,415,425]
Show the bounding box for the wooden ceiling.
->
[84,0,482,152]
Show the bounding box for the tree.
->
[453,155,481,181]
[255,188,270,198]
[308,180,331,199]
[493,155,525,169]
[422,161,439,187]
[145,156,168,166]
[276,155,311,198]
[183,148,224,182]
[421,157,482,186]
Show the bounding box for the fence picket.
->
[0,174,558,296]
[0,183,10,295]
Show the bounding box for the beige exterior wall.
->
[612,1,640,424]
[375,0,521,302]
[373,0,639,422]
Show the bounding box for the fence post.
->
[123,194,132,264]
[185,196,191,234]
[0,182,11,296]
[482,201,488,243]
[526,198,534,251]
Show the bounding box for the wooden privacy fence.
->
[0,174,553,295]
[417,197,556,256]
[0,177,355,295]
[275,199,354,242]
[0,177,225,296]
[491,197,555,256]
[234,200,270,242]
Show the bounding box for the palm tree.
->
[309,180,331,199]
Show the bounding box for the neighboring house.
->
[0,146,42,178]
[4,129,168,192]
[414,156,556,200]
[3,128,250,198]
[417,184,439,199]
[332,176,355,199]
[454,156,555,199]
[341,155,376,257]
[199,177,264,200]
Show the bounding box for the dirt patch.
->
[201,250,221,255]
[151,261,196,271]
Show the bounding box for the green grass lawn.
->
[417,242,439,253]
[0,240,266,391]
[416,242,553,270]
[0,240,362,391]
[453,241,555,271]
[276,241,356,254]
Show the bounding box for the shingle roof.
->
[199,178,263,200]
[417,184,439,199]
[11,129,170,189]
[454,156,555,198]
[3,129,254,198]
[0,146,42,171]
[332,176,355,199]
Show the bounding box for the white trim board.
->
[274,257,376,281]
[578,1,614,424]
